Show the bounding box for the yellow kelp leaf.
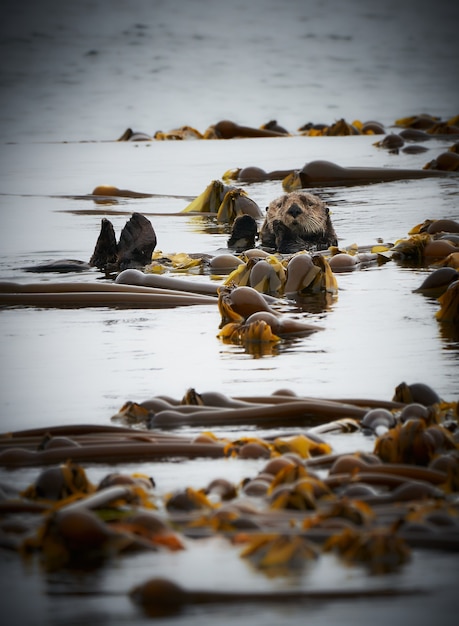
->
[21,461,96,503]
[324,527,411,574]
[239,533,277,558]
[436,281,459,322]
[238,319,281,344]
[273,434,332,458]
[22,507,136,571]
[148,252,203,270]
[295,477,332,499]
[436,400,458,420]
[394,115,420,127]
[165,487,216,512]
[145,263,167,274]
[223,261,252,287]
[371,244,390,253]
[216,189,252,223]
[168,252,202,270]
[124,484,157,509]
[282,171,302,192]
[269,484,316,511]
[232,436,272,449]
[181,387,204,405]
[408,220,434,235]
[142,532,184,551]
[326,119,360,136]
[259,535,315,567]
[309,127,327,136]
[189,510,247,532]
[346,243,359,255]
[217,322,244,340]
[181,180,229,214]
[198,430,231,443]
[268,464,309,491]
[217,290,246,325]
[391,233,431,260]
[309,255,338,294]
[187,513,221,529]
[221,168,241,183]
[241,534,318,572]
[111,401,151,426]
[438,252,459,269]
[154,126,203,140]
[325,498,375,526]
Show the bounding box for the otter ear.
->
[265,206,269,213]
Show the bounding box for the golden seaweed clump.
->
[165,487,216,512]
[146,251,203,274]
[218,318,281,350]
[224,255,286,296]
[323,526,411,574]
[21,505,162,570]
[374,420,457,466]
[272,434,332,459]
[154,126,203,140]
[390,233,431,261]
[282,170,303,192]
[436,280,459,322]
[224,252,337,298]
[240,533,319,575]
[181,180,261,223]
[21,461,95,503]
[394,114,441,130]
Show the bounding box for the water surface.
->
[0,1,458,625]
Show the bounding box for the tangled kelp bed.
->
[116,114,459,143]
[1,114,459,624]
[0,382,458,618]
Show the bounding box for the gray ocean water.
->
[0,2,459,626]
[1,0,458,143]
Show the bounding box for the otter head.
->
[272,192,328,237]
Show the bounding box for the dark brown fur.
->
[260,192,337,253]
[90,212,157,272]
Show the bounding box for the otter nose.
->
[287,203,302,218]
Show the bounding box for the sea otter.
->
[260,191,338,253]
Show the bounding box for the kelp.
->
[180,180,262,223]
[0,382,457,589]
[436,280,459,322]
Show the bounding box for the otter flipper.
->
[89,218,118,271]
[117,213,157,270]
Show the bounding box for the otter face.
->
[260,191,337,252]
[269,192,328,236]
